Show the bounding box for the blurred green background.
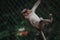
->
[0,0,60,40]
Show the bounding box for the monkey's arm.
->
[31,0,41,12]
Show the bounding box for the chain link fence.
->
[0,0,60,40]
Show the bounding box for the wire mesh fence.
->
[0,0,60,40]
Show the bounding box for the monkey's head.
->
[21,9,32,19]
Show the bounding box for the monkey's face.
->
[23,10,32,19]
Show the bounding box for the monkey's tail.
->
[41,31,47,40]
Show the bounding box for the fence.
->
[0,0,60,40]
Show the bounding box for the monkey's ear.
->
[21,9,27,13]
